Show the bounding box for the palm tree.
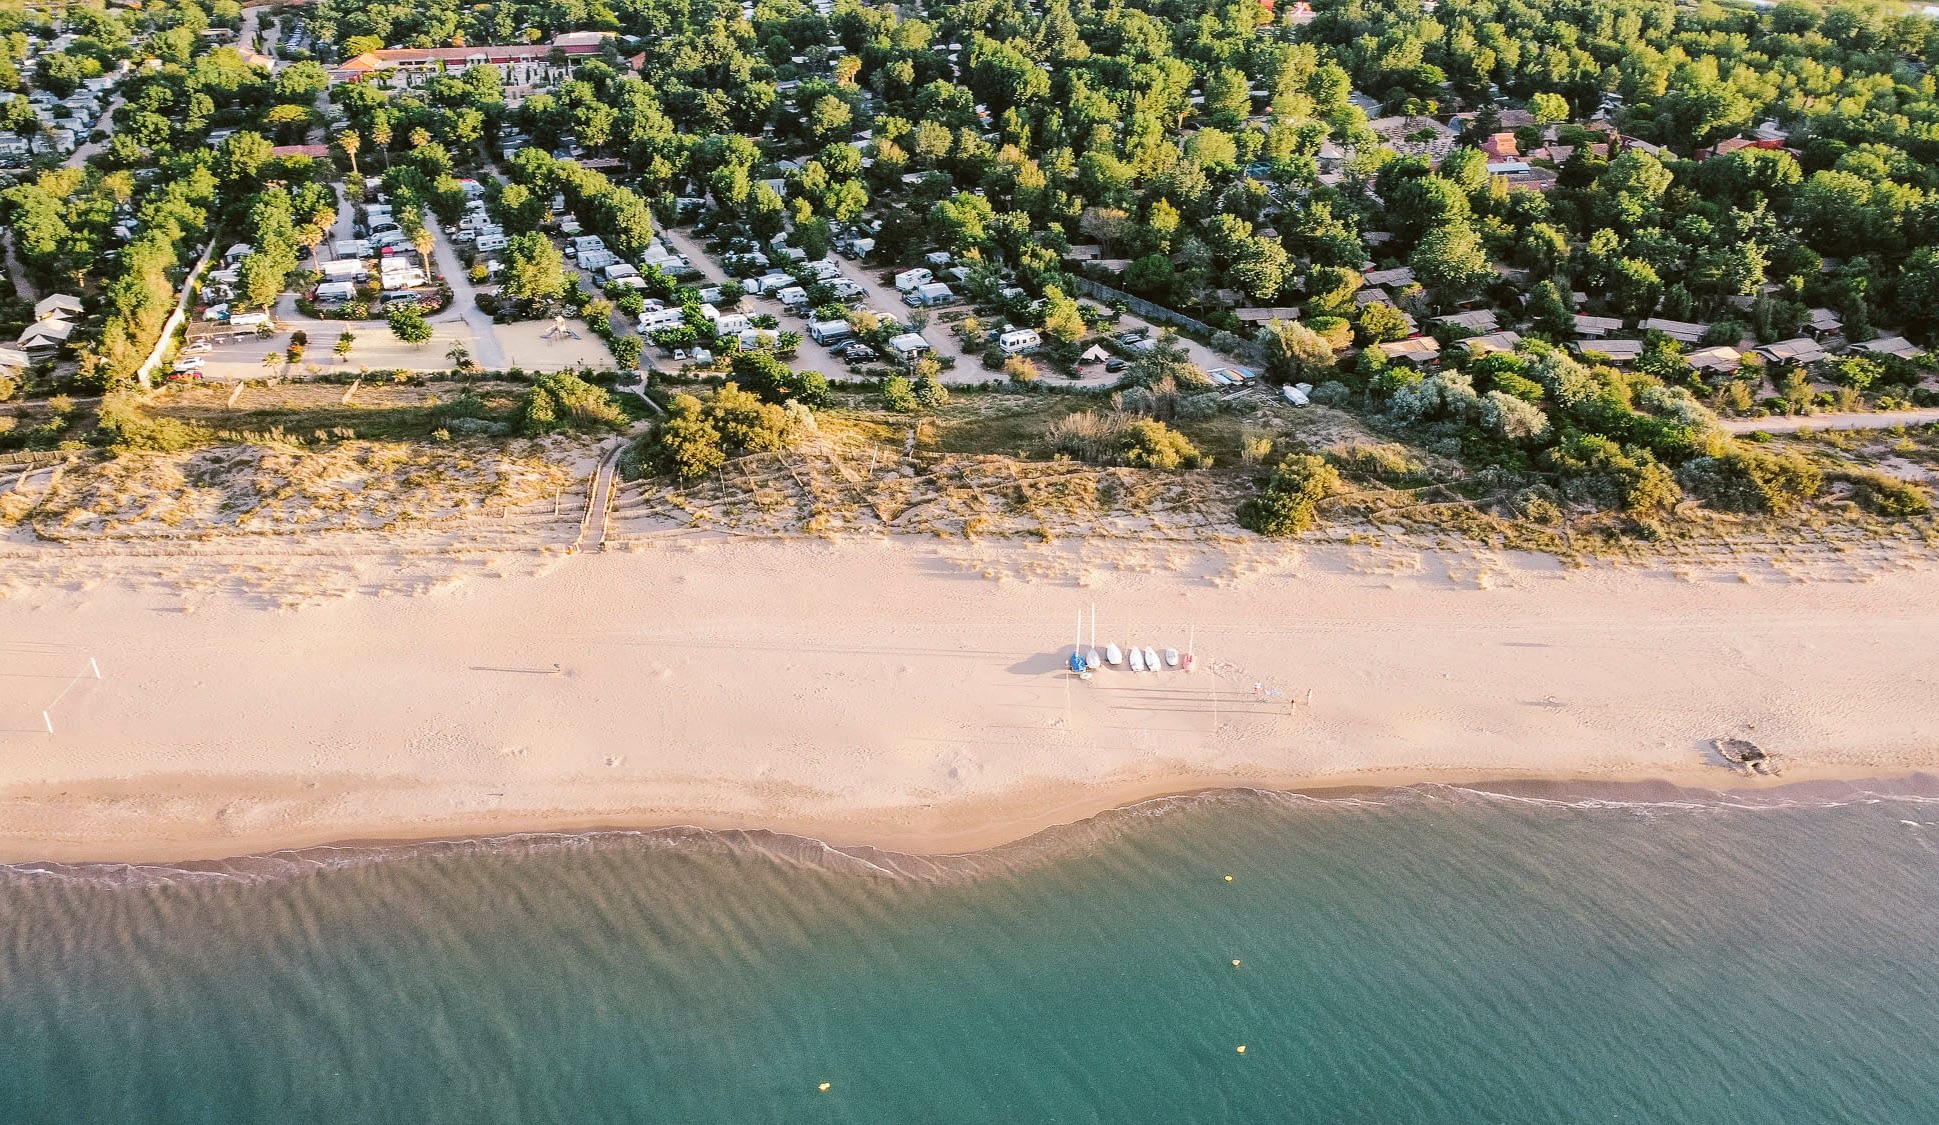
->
[446,342,473,373]
[412,225,436,277]
[337,130,360,178]
[334,331,355,363]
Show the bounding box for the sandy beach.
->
[2,534,1938,863]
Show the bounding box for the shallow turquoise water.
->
[5,784,1939,1123]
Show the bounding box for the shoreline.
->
[6,535,1939,865]
[7,770,1937,870]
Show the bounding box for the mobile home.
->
[893,267,933,293]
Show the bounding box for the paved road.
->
[61,96,123,168]
[429,223,506,369]
[1721,409,1939,434]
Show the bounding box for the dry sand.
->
[2,535,1937,863]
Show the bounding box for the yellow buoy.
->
[1224,874,1233,883]
[1231,959,1242,968]
[818,1083,831,1093]
[1236,1045,1247,1055]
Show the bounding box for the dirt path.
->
[1721,409,1939,434]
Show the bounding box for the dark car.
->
[1105,358,1128,373]
[844,346,879,365]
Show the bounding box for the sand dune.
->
[2,535,1937,862]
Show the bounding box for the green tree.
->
[1410,223,1492,304]
[388,304,433,345]
[500,232,568,307]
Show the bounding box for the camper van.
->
[572,235,607,256]
[893,268,933,293]
[475,233,509,253]
[998,327,1042,355]
[314,281,358,303]
[775,286,809,309]
[713,313,750,336]
[748,272,793,296]
[332,239,371,259]
[321,260,367,282]
[601,262,640,283]
[578,248,617,271]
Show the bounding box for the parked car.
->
[1104,358,1128,373]
[170,356,204,373]
[843,345,879,365]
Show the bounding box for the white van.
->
[314,281,357,302]
[475,233,508,253]
[321,259,367,282]
[893,267,933,293]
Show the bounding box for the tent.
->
[1081,344,1111,363]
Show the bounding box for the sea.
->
[5,781,1939,1124]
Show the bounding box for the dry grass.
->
[29,439,575,541]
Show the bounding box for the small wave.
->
[6,775,1936,890]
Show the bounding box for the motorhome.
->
[578,248,617,271]
[602,262,640,283]
[321,260,367,282]
[893,268,933,293]
[713,313,750,336]
[313,281,358,303]
[775,286,809,309]
[749,272,793,295]
[474,233,508,253]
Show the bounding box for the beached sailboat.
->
[1087,605,1102,672]
[1142,646,1160,672]
[1182,626,1195,672]
[1070,611,1092,679]
[1129,646,1146,672]
[1106,642,1123,666]
[1163,647,1179,668]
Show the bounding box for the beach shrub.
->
[514,371,627,436]
[1045,410,1125,463]
[913,370,950,409]
[639,382,804,480]
[1841,470,1929,517]
[1119,419,1206,470]
[1677,447,1822,514]
[881,375,918,412]
[1546,434,1681,514]
[1308,380,1352,406]
[730,351,828,407]
[1328,442,1426,486]
[1238,454,1339,536]
[94,394,211,454]
[649,394,727,480]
